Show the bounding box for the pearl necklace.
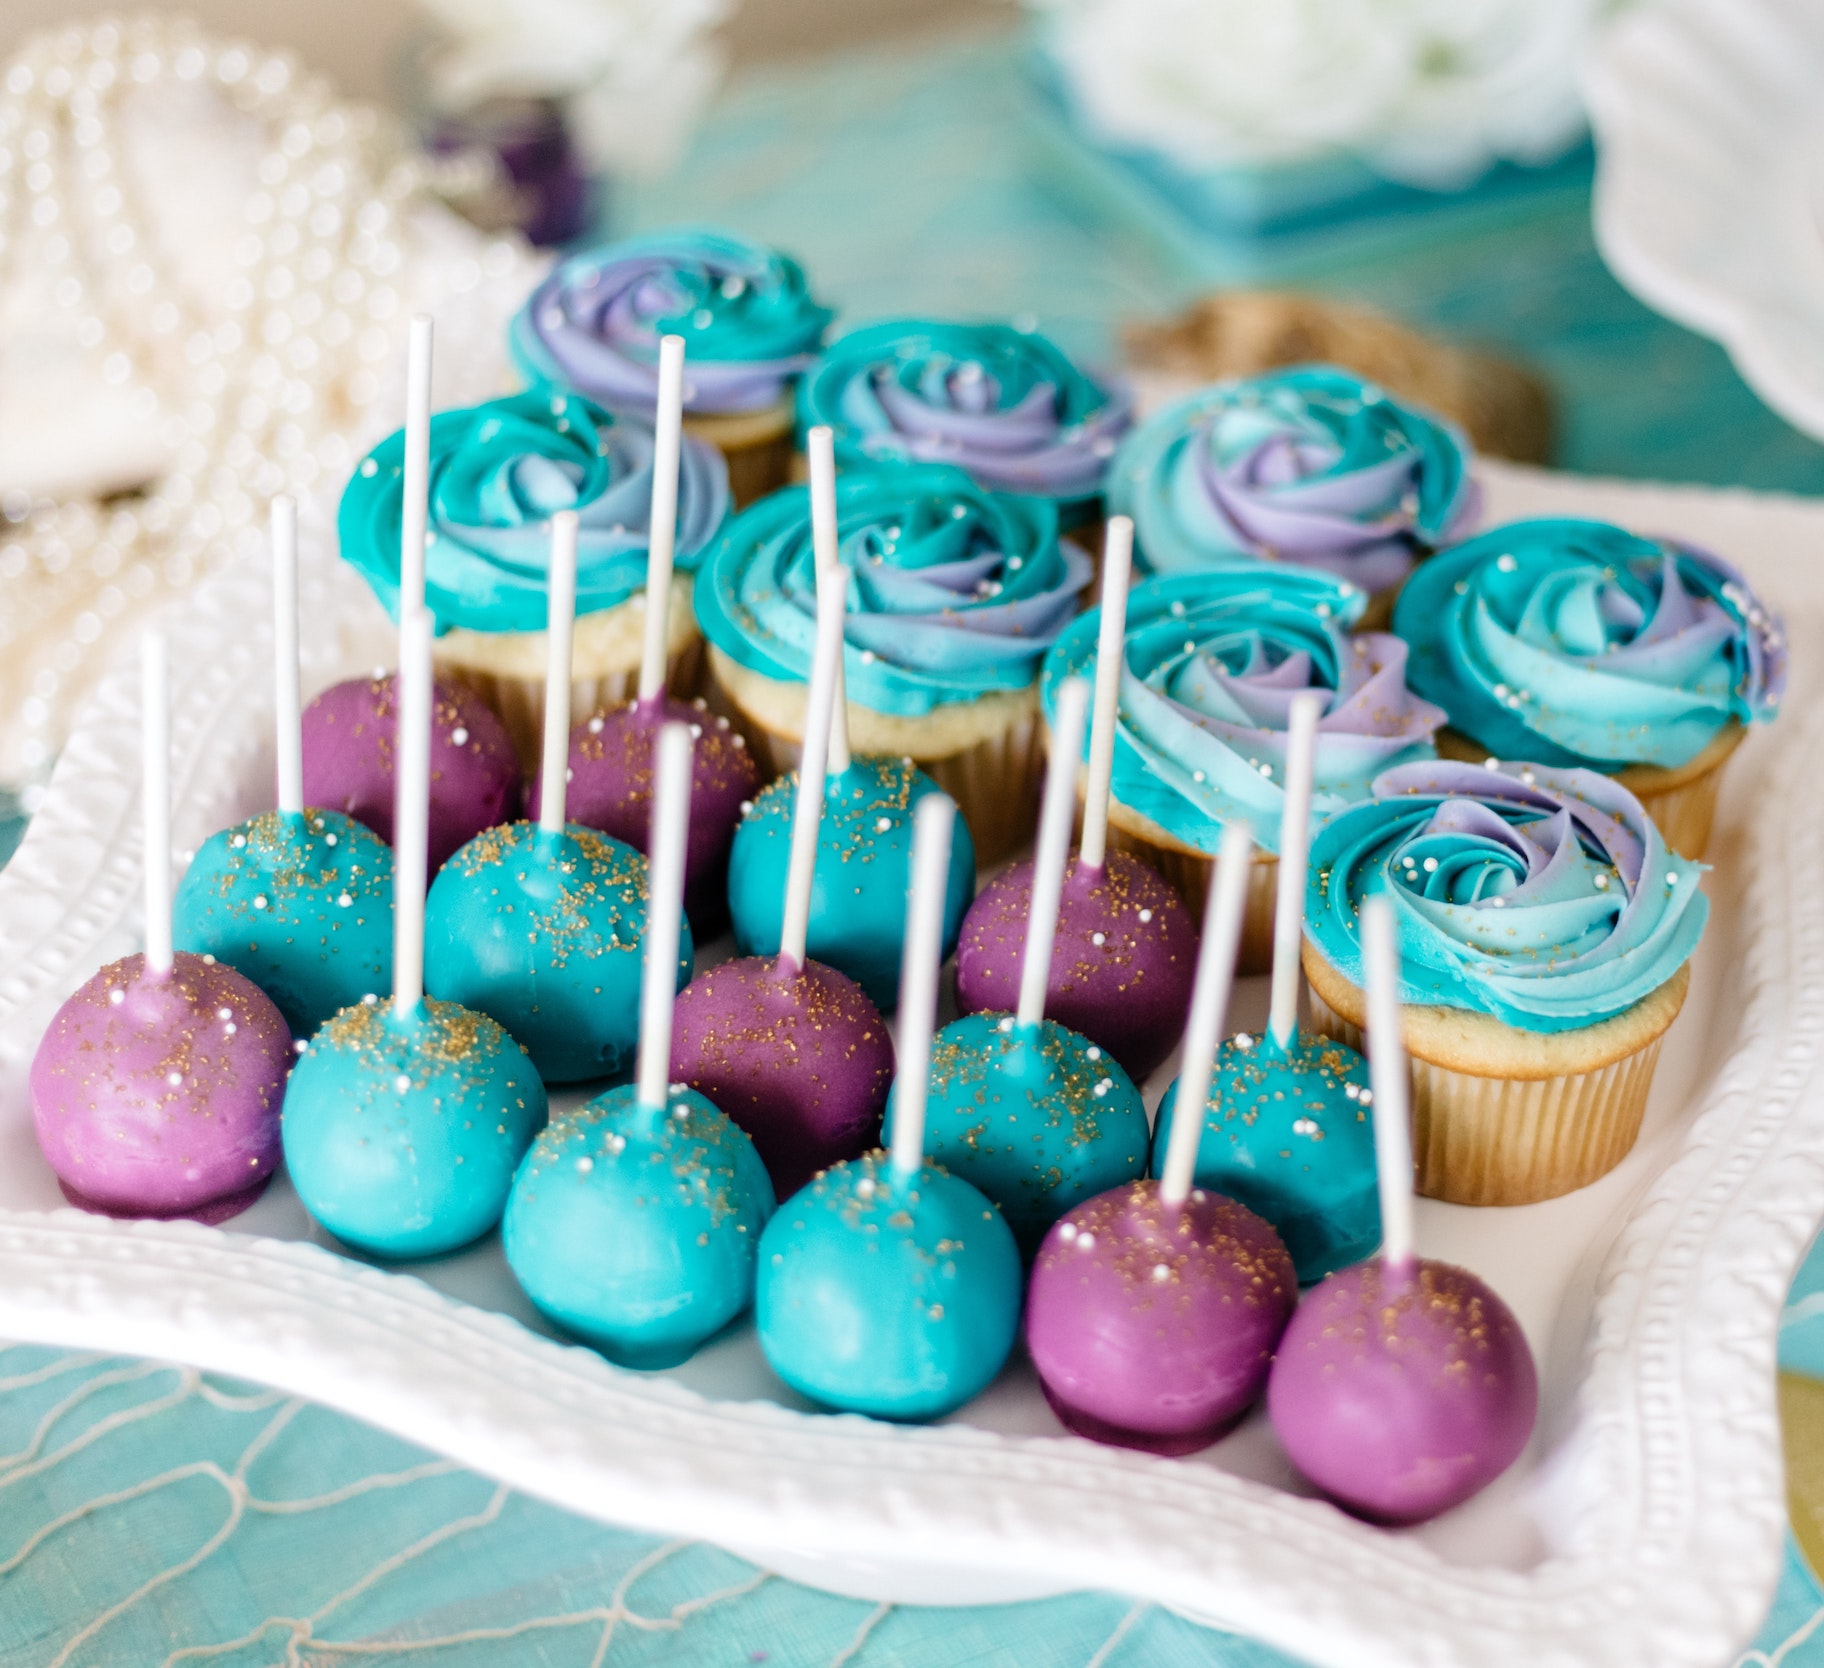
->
[0,14,532,787]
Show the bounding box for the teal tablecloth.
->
[8,26,1824,1666]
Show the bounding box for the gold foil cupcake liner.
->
[1305,982,1670,1206]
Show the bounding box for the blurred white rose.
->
[1034,0,1625,186]
[415,0,733,176]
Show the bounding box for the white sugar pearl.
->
[1077,1233,1096,1251]
[253,895,268,910]
[1293,1118,1317,1136]
[223,1023,236,1035]
[325,833,337,847]
[1059,1222,1077,1241]
[588,716,604,734]
[1091,932,1106,946]
[109,988,125,1005]
[1151,1264,1171,1282]
[608,1134,626,1154]
[451,727,468,746]
[337,892,352,907]
[167,1071,183,1087]
[218,1007,233,1020]
[575,1156,594,1174]
[856,1177,876,1197]
[875,817,892,833]
[998,1017,1014,1032]
[1086,1047,1101,1061]
[1137,909,1153,924]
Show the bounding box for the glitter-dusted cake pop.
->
[175,498,393,1036]
[505,723,775,1367]
[283,609,548,1259]
[1147,691,1378,1284]
[757,795,1021,1418]
[300,670,520,874]
[671,559,893,1199]
[529,337,762,930]
[31,635,291,1223]
[899,679,1147,1252]
[955,520,1195,1082]
[1267,896,1538,1523]
[423,514,692,1085]
[1024,823,1299,1452]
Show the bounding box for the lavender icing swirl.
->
[510,229,834,417]
[1110,365,1480,593]
[1041,570,1445,856]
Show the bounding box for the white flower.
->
[1035,0,1626,187]
[416,0,732,176]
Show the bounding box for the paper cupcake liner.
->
[1306,984,1667,1206]
[1098,811,1278,973]
[436,636,704,771]
[685,408,795,507]
[708,668,1046,865]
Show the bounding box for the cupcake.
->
[1395,518,1785,859]
[338,389,729,764]
[1109,365,1479,625]
[797,319,1132,538]
[696,461,1091,861]
[1040,567,1445,966]
[1302,759,1707,1205]
[510,228,834,505]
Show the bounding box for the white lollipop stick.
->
[637,334,687,704]
[272,495,303,817]
[392,609,433,1018]
[399,315,434,618]
[778,564,850,973]
[890,791,957,1181]
[141,632,173,978]
[1267,689,1324,1050]
[538,511,579,834]
[1158,820,1254,1207]
[1361,893,1416,1273]
[1079,516,1133,871]
[636,722,694,1111]
[1017,675,1090,1029]
[806,424,851,776]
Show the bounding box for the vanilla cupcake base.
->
[1095,794,1278,972]
[1303,943,1690,1206]
[686,404,794,507]
[433,575,702,769]
[707,644,1044,862]
[1435,720,1745,861]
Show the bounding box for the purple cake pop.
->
[669,956,893,1199]
[956,849,1195,1082]
[1026,1180,1297,1453]
[31,952,291,1223]
[300,672,521,872]
[533,694,761,928]
[1266,1257,1538,1524]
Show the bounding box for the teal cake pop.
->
[175,497,393,1035]
[891,678,1147,1252]
[422,512,691,1084]
[1148,691,1378,1283]
[283,610,547,1259]
[504,723,775,1367]
[758,793,1021,1419]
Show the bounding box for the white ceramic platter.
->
[1587,0,1824,442]
[0,462,1820,1668]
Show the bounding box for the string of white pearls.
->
[0,14,523,787]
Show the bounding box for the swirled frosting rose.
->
[797,320,1133,505]
[1307,760,1707,1030]
[1041,570,1445,855]
[1109,365,1479,593]
[338,390,729,633]
[1395,518,1787,770]
[510,229,834,416]
[695,462,1091,715]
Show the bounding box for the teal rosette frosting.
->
[338,389,729,633]
[1395,518,1787,770]
[695,462,1091,716]
[797,319,1132,508]
[1109,365,1478,592]
[1306,760,1707,1031]
[1041,569,1444,856]
[510,228,834,416]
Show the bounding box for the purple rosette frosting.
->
[1110,365,1480,593]
[510,228,834,417]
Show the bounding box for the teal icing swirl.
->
[1305,759,1707,1032]
[338,389,729,633]
[1396,518,1787,770]
[695,461,1091,717]
[1041,568,1443,856]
